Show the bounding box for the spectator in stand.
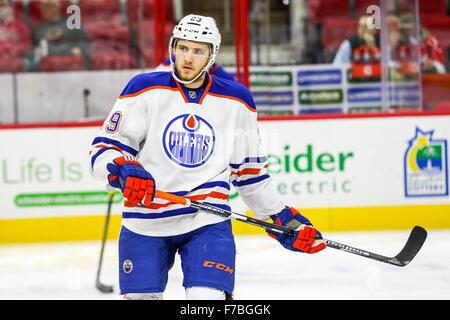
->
[0,0,31,64]
[420,28,446,74]
[332,15,379,66]
[387,14,401,51]
[398,14,446,74]
[26,0,90,71]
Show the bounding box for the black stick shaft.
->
[190,201,295,236]
[97,193,112,276]
[188,201,425,267]
[96,192,114,292]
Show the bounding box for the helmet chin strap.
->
[170,63,207,85]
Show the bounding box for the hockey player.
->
[89,14,326,300]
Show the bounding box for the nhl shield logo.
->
[123,259,133,273]
[162,114,215,168]
[188,90,197,99]
[404,127,448,197]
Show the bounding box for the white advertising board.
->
[1,114,448,222]
[0,126,109,219]
[258,115,449,207]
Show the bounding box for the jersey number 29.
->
[105,111,122,134]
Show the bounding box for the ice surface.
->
[0,229,449,300]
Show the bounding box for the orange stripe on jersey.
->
[187,191,229,202]
[230,164,267,177]
[198,75,213,105]
[124,191,229,208]
[94,144,123,152]
[206,92,257,112]
[230,167,262,177]
[118,86,179,99]
[172,72,189,103]
[124,199,174,210]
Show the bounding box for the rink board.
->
[0,113,449,243]
[0,204,448,244]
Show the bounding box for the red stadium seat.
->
[87,25,131,55]
[354,0,380,17]
[0,58,24,73]
[322,18,359,52]
[141,49,155,68]
[127,0,154,26]
[79,0,122,29]
[87,23,136,70]
[134,21,173,49]
[28,0,71,27]
[125,0,175,67]
[89,27,136,71]
[419,0,446,17]
[133,21,173,67]
[13,0,24,21]
[40,56,86,72]
[134,21,154,52]
[91,54,136,70]
[126,0,174,27]
[307,0,350,21]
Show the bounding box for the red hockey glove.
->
[267,207,326,254]
[106,156,155,206]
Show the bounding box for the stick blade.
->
[96,281,114,293]
[390,226,427,267]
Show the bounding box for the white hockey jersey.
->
[89,71,285,236]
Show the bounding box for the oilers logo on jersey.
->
[162,114,215,168]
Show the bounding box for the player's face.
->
[174,40,211,82]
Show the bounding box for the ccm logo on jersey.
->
[162,114,215,168]
[203,261,234,275]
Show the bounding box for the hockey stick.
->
[95,191,115,293]
[153,190,427,267]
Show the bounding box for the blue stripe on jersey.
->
[229,156,267,169]
[123,206,196,219]
[120,71,176,97]
[192,181,230,191]
[209,76,256,111]
[122,202,231,219]
[231,174,270,187]
[92,137,139,156]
